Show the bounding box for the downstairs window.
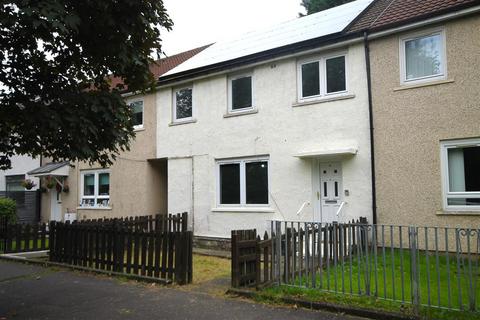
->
[217,157,269,206]
[441,139,480,210]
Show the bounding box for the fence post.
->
[49,221,56,261]
[231,231,239,288]
[275,221,282,284]
[181,212,188,232]
[409,226,420,314]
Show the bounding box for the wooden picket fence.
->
[77,213,188,233]
[231,218,368,289]
[49,213,192,284]
[0,219,49,254]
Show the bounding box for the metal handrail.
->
[296,201,310,216]
[335,201,346,218]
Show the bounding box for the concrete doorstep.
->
[226,288,418,320]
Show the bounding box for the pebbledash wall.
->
[369,15,480,227]
[157,42,373,238]
[40,92,167,222]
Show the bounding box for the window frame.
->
[297,51,348,102]
[216,156,270,208]
[172,85,194,123]
[79,169,111,208]
[128,99,144,130]
[5,174,25,191]
[227,72,255,114]
[399,28,447,85]
[440,138,480,212]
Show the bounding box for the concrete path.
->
[0,260,366,320]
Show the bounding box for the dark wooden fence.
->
[49,213,192,285]
[74,213,188,233]
[0,218,49,254]
[231,218,368,289]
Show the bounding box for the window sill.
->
[77,207,112,211]
[394,79,454,91]
[436,210,480,216]
[211,207,275,213]
[133,127,145,132]
[293,94,355,107]
[223,108,258,118]
[169,119,197,126]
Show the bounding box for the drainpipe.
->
[364,31,377,225]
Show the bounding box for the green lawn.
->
[258,285,480,320]
[283,248,479,312]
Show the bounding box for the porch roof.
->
[27,161,70,177]
[293,147,358,159]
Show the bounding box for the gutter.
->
[363,31,377,225]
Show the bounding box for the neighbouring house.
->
[0,155,40,192]
[347,0,480,226]
[28,46,208,222]
[155,0,376,240]
[0,155,41,223]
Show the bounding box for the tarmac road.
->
[0,260,366,320]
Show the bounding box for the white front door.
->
[50,190,62,221]
[320,162,342,223]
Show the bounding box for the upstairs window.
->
[301,61,320,97]
[441,139,480,211]
[400,29,445,84]
[299,53,347,101]
[326,56,346,93]
[228,73,253,112]
[129,100,144,129]
[6,175,25,191]
[173,87,193,121]
[80,170,110,208]
[217,157,269,206]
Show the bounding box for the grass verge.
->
[254,285,480,320]
[192,254,230,284]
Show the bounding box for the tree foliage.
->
[300,0,354,15]
[0,1,173,169]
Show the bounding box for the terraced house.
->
[347,0,480,227]
[155,0,376,239]
[27,0,480,243]
[27,47,207,222]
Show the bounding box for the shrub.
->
[0,198,16,224]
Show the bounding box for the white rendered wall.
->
[0,155,40,191]
[157,43,373,238]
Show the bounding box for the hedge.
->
[0,198,16,224]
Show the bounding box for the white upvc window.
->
[173,86,193,122]
[228,72,254,113]
[441,138,480,211]
[80,169,110,208]
[297,52,348,102]
[216,156,269,207]
[129,100,144,130]
[400,28,446,85]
